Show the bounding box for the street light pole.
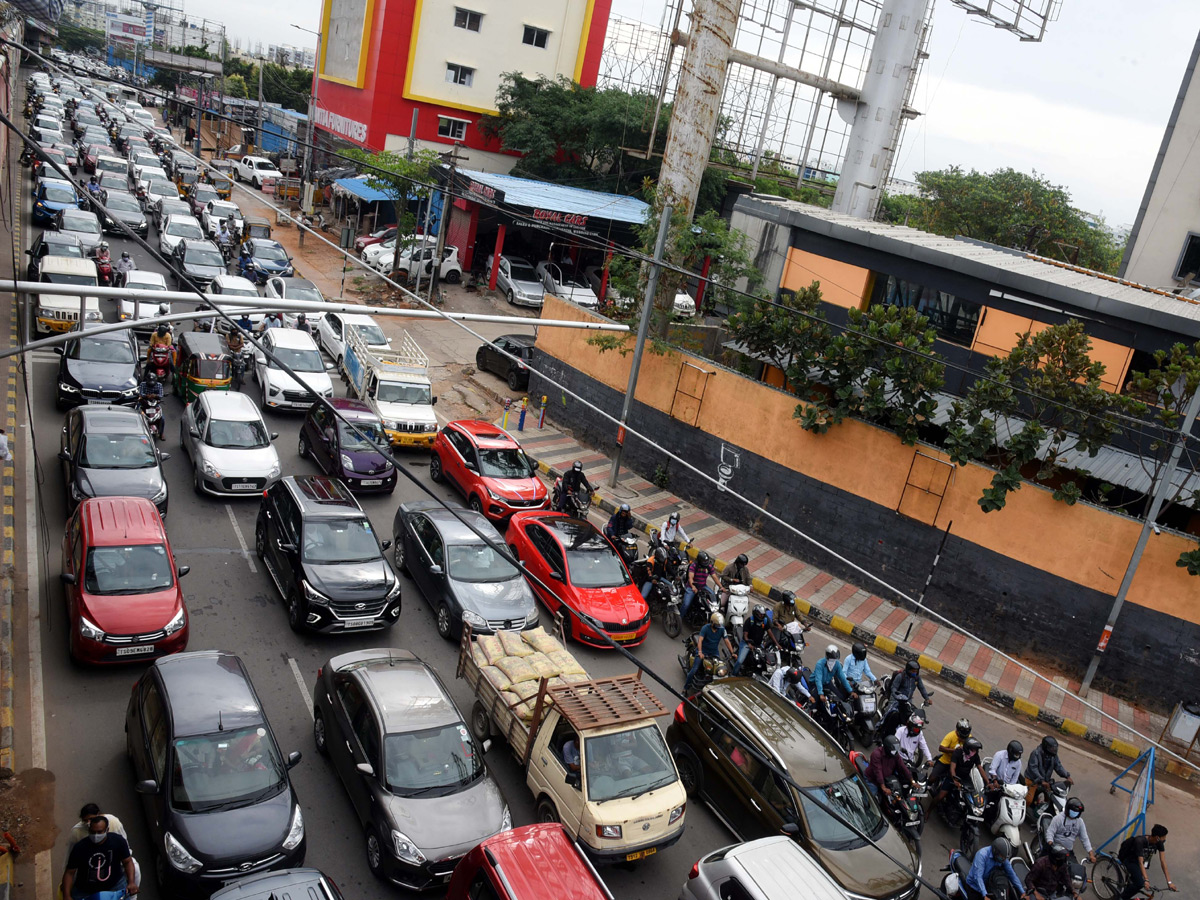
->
[292,23,321,213]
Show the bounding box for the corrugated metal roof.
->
[458,168,649,225]
[332,176,391,203]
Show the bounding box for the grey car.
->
[54,207,104,251]
[311,649,510,891]
[487,255,544,307]
[392,501,539,639]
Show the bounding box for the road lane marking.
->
[288,657,313,719]
[224,503,257,573]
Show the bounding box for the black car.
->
[60,404,169,516]
[25,230,84,279]
[210,869,343,900]
[125,652,306,898]
[97,187,149,236]
[171,238,226,292]
[393,501,539,639]
[55,327,141,409]
[254,476,401,633]
[475,334,534,391]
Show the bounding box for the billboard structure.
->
[950,0,1061,42]
[105,11,147,46]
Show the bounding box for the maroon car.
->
[353,225,397,253]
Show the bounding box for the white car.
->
[378,244,463,283]
[360,235,398,268]
[142,177,179,211]
[201,200,243,239]
[234,155,282,189]
[672,291,697,317]
[118,270,170,334]
[263,277,325,326]
[210,274,265,332]
[536,261,599,308]
[488,255,544,307]
[254,328,334,410]
[181,391,282,496]
[159,214,206,255]
[317,312,390,369]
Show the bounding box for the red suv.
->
[60,496,190,664]
[430,420,547,521]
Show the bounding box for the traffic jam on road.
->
[15,53,1182,900]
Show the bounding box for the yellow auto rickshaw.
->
[240,215,272,249]
[173,331,231,402]
[207,160,235,200]
[175,167,200,194]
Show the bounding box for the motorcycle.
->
[613,533,639,569]
[849,677,883,746]
[90,246,113,287]
[1026,777,1069,831]
[139,393,164,441]
[231,347,251,392]
[812,692,853,751]
[723,583,751,643]
[631,555,683,639]
[682,584,720,631]
[875,674,935,742]
[738,642,773,681]
[940,848,1030,900]
[850,750,926,850]
[550,477,591,518]
[147,343,173,383]
[939,765,988,857]
[679,632,730,694]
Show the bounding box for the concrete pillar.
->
[831,0,930,220]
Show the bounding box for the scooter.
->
[724,583,751,643]
[679,632,730,694]
[940,848,1030,900]
[682,584,720,631]
[90,247,113,287]
[146,344,173,383]
[138,394,164,440]
[1026,778,1070,843]
[983,775,1026,849]
[613,533,639,569]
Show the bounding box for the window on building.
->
[1173,233,1200,284]
[446,63,474,87]
[454,8,482,31]
[871,274,982,347]
[523,25,550,48]
[437,117,468,140]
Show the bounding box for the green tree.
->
[58,22,106,53]
[1123,343,1200,512]
[343,148,441,278]
[224,74,249,100]
[725,281,829,392]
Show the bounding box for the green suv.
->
[665,678,920,900]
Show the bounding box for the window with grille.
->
[437,118,467,140]
[453,8,481,31]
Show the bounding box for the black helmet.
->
[572,460,583,472]
[779,590,795,607]
[697,551,711,567]
[156,325,168,337]
[955,718,972,739]
[146,372,157,385]
[619,503,630,515]
[883,735,901,757]
[653,546,667,565]
[905,659,920,674]
[963,737,982,753]
[1006,740,1023,760]
[1041,735,1059,756]
[852,642,867,660]
[785,667,802,684]
[824,645,840,660]
[906,713,925,734]
[1066,797,1084,815]
[120,251,130,259]
[991,837,1012,861]
[735,553,748,567]
[297,313,306,321]
[1048,843,1070,864]
[752,606,766,623]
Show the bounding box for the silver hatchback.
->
[680,837,848,900]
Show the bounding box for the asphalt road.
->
[16,155,1200,900]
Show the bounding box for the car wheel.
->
[469,495,484,514]
[298,433,309,460]
[475,348,487,370]
[335,354,343,374]
[313,709,329,757]
[469,701,491,743]
[287,591,304,633]
[365,829,385,880]
[436,603,454,640]
[506,289,515,305]
[536,797,559,825]
[192,470,202,495]
[674,746,703,797]
[252,176,260,189]
[429,454,444,483]
[507,370,522,391]
[446,270,461,284]
[254,520,266,559]
[393,536,408,574]
[261,382,270,409]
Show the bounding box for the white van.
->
[36,256,102,334]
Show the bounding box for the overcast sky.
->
[208,0,1199,225]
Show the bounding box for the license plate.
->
[343,617,376,629]
[967,814,984,822]
[625,847,657,862]
[115,644,155,657]
[87,398,111,405]
[610,631,636,641]
[360,479,383,486]
[230,482,258,491]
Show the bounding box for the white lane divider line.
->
[288,657,313,719]
[225,503,257,573]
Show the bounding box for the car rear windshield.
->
[84,543,173,594]
[80,433,157,469]
[384,723,483,796]
[565,537,631,588]
[171,726,287,812]
[105,194,141,213]
[376,382,430,405]
[43,272,95,286]
[798,775,887,851]
[46,242,83,258]
[477,448,533,479]
[446,541,520,583]
[71,336,135,364]
[350,323,386,346]
[302,519,380,564]
[43,185,76,204]
[584,726,677,802]
[284,285,321,302]
[208,418,269,449]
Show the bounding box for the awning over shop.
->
[332,177,392,203]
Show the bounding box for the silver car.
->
[488,255,544,307]
[55,208,104,252]
[180,391,281,496]
[536,261,599,308]
[680,837,849,900]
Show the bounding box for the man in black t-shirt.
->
[1117,824,1173,899]
[62,816,137,899]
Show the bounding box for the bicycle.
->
[1092,852,1177,900]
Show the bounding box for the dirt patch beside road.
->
[0,769,57,855]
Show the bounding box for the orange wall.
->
[781,248,872,310]
[535,296,1200,625]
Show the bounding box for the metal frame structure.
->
[949,0,1061,43]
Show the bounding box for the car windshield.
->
[44,272,95,286]
[384,723,483,796]
[171,726,287,813]
[269,347,323,373]
[376,382,430,404]
[43,186,77,204]
[96,160,124,174]
[350,323,386,345]
[302,518,380,564]
[584,726,677,802]
[166,220,203,237]
[255,245,288,262]
[62,215,100,235]
[798,775,887,851]
[565,536,631,588]
[563,274,591,289]
[509,262,539,282]
[195,358,230,380]
[478,447,533,479]
[184,247,224,267]
[208,417,269,449]
[84,543,173,594]
[285,285,321,301]
[79,432,157,469]
[45,242,83,258]
[446,541,520,584]
[337,419,386,451]
[71,337,134,363]
[105,194,141,213]
[126,278,164,291]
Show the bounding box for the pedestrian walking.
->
[0,427,12,463]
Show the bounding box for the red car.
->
[60,497,190,664]
[353,225,397,253]
[504,511,649,649]
[430,420,547,520]
[447,824,612,900]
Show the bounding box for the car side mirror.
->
[356,762,374,777]
[324,360,334,370]
[58,449,70,461]
[157,450,170,461]
[24,249,31,256]
[431,396,438,406]
[177,565,190,577]
[53,346,64,355]
[566,771,581,789]
[270,432,278,441]
[188,427,199,438]
[781,823,799,836]
[381,539,392,551]
[135,779,158,795]
[60,572,76,585]
[482,739,492,754]
[550,571,564,582]
[429,564,444,576]
[287,751,302,769]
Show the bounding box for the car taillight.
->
[263,490,270,498]
[673,702,686,725]
[688,860,700,879]
[317,666,323,678]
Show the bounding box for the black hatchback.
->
[474,334,534,391]
[254,475,401,633]
[125,651,306,898]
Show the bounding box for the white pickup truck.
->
[233,155,282,190]
[342,327,439,448]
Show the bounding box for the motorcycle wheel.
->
[960,822,979,858]
[661,608,682,638]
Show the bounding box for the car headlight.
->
[151,484,168,504]
[461,610,487,628]
[386,578,402,601]
[121,386,138,397]
[201,460,219,478]
[69,482,84,501]
[60,382,80,393]
[302,580,330,607]
[267,461,281,479]
[500,806,511,831]
[486,488,500,501]
[391,829,425,866]
[340,453,354,472]
[595,824,622,839]
[281,805,304,851]
[669,803,686,825]
[164,832,202,874]
[162,608,186,635]
[322,388,334,398]
[78,615,106,641]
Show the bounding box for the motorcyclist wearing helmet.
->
[1025,735,1072,805]
[682,550,717,619]
[890,658,932,705]
[768,665,812,704]
[147,323,173,367]
[894,713,932,768]
[683,612,734,695]
[294,313,312,334]
[113,250,136,286]
[660,511,691,547]
[772,590,811,657]
[965,837,1021,900]
[1026,843,1079,900]
[1044,797,1096,863]
[812,644,855,701]
[733,605,780,675]
[865,734,915,804]
[843,642,877,686]
[987,739,1024,788]
[637,544,670,600]
[225,327,246,354]
[557,460,592,513]
[720,552,752,590]
[137,371,163,401]
[925,718,971,810]
[604,503,634,540]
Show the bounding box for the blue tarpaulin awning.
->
[333,177,391,204]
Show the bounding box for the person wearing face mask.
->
[812,644,855,701]
[62,815,138,899]
[1043,797,1096,863]
[67,803,128,847]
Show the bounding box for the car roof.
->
[79,496,166,546]
[180,238,218,251]
[450,420,521,450]
[214,273,256,288]
[78,405,144,431]
[326,397,376,419]
[154,651,263,737]
[201,390,262,421]
[704,679,852,786]
[124,271,166,286]
[355,654,458,732]
[272,277,315,289]
[338,313,379,327]
[268,328,318,348]
[528,513,603,550]
[498,333,535,348]
[285,475,362,515]
[208,867,333,900]
[41,231,80,246]
[400,501,500,544]
[249,238,285,252]
[477,824,611,900]
[720,837,846,900]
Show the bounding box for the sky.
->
[203,0,1199,226]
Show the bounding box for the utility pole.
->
[405,108,418,160]
[609,206,673,487]
[256,58,264,153]
[1080,385,1200,696]
[291,22,322,213]
[430,145,467,302]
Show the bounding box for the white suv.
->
[254,328,335,410]
[235,155,282,189]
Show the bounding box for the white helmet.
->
[709,612,725,627]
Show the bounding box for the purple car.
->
[298,398,397,494]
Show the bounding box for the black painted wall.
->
[530,352,1200,712]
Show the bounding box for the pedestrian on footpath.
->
[0,427,12,463]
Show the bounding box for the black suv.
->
[254,476,401,633]
[125,651,305,897]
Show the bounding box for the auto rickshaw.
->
[173,331,232,402]
[207,160,235,200]
[175,166,200,194]
[240,216,272,249]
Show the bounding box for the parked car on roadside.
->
[429,419,545,520]
[536,261,599,308]
[474,334,534,391]
[210,869,340,900]
[487,255,544,307]
[353,225,396,253]
[181,390,281,497]
[234,155,282,188]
